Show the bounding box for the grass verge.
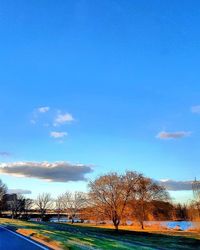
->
[0,218,200,250]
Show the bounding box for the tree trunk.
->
[141,202,145,230]
[58,211,61,222]
[41,210,45,220]
[140,220,144,230]
[114,223,119,231]
[113,217,120,231]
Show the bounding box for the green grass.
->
[0,218,200,250]
[0,218,149,250]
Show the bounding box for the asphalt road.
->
[0,227,49,250]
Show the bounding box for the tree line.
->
[0,171,199,230]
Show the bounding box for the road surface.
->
[0,226,49,250]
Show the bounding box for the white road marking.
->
[0,225,49,250]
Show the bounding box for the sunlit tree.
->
[88,171,140,230]
[130,176,170,229]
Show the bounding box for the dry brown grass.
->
[17,228,63,250]
[74,222,200,240]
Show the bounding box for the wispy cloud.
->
[31,107,74,126]
[0,162,93,182]
[31,106,50,124]
[7,189,32,195]
[156,131,191,140]
[37,106,50,113]
[30,108,75,140]
[30,119,37,124]
[158,179,193,191]
[0,152,12,157]
[54,112,74,126]
[191,105,200,114]
[50,131,68,138]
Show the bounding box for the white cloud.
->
[7,189,32,195]
[54,112,74,126]
[38,106,50,113]
[158,179,193,191]
[50,131,68,138]
[0,161,93,182]
[156,131,191,140]
[30,108,75,140]
[191,105,200,114]
[30,106,50,124]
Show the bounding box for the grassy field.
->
[75,222,200,240]
[0,218,200,250]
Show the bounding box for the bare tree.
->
[24,198,34,217]
[130,176,169,229]
[61,191,87,223]
[8,194,25,219]
[0,179,7,214]
[55,195,64,222]
[35,193,52,219]
[88,171,139,231]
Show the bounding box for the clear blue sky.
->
[0,0,200,203]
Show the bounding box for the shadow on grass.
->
[1,219,200,250]
[48,222,200,250]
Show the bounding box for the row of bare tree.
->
[0,172,199,230]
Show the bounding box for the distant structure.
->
[192,178,200,200]
[4,193,17,203]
